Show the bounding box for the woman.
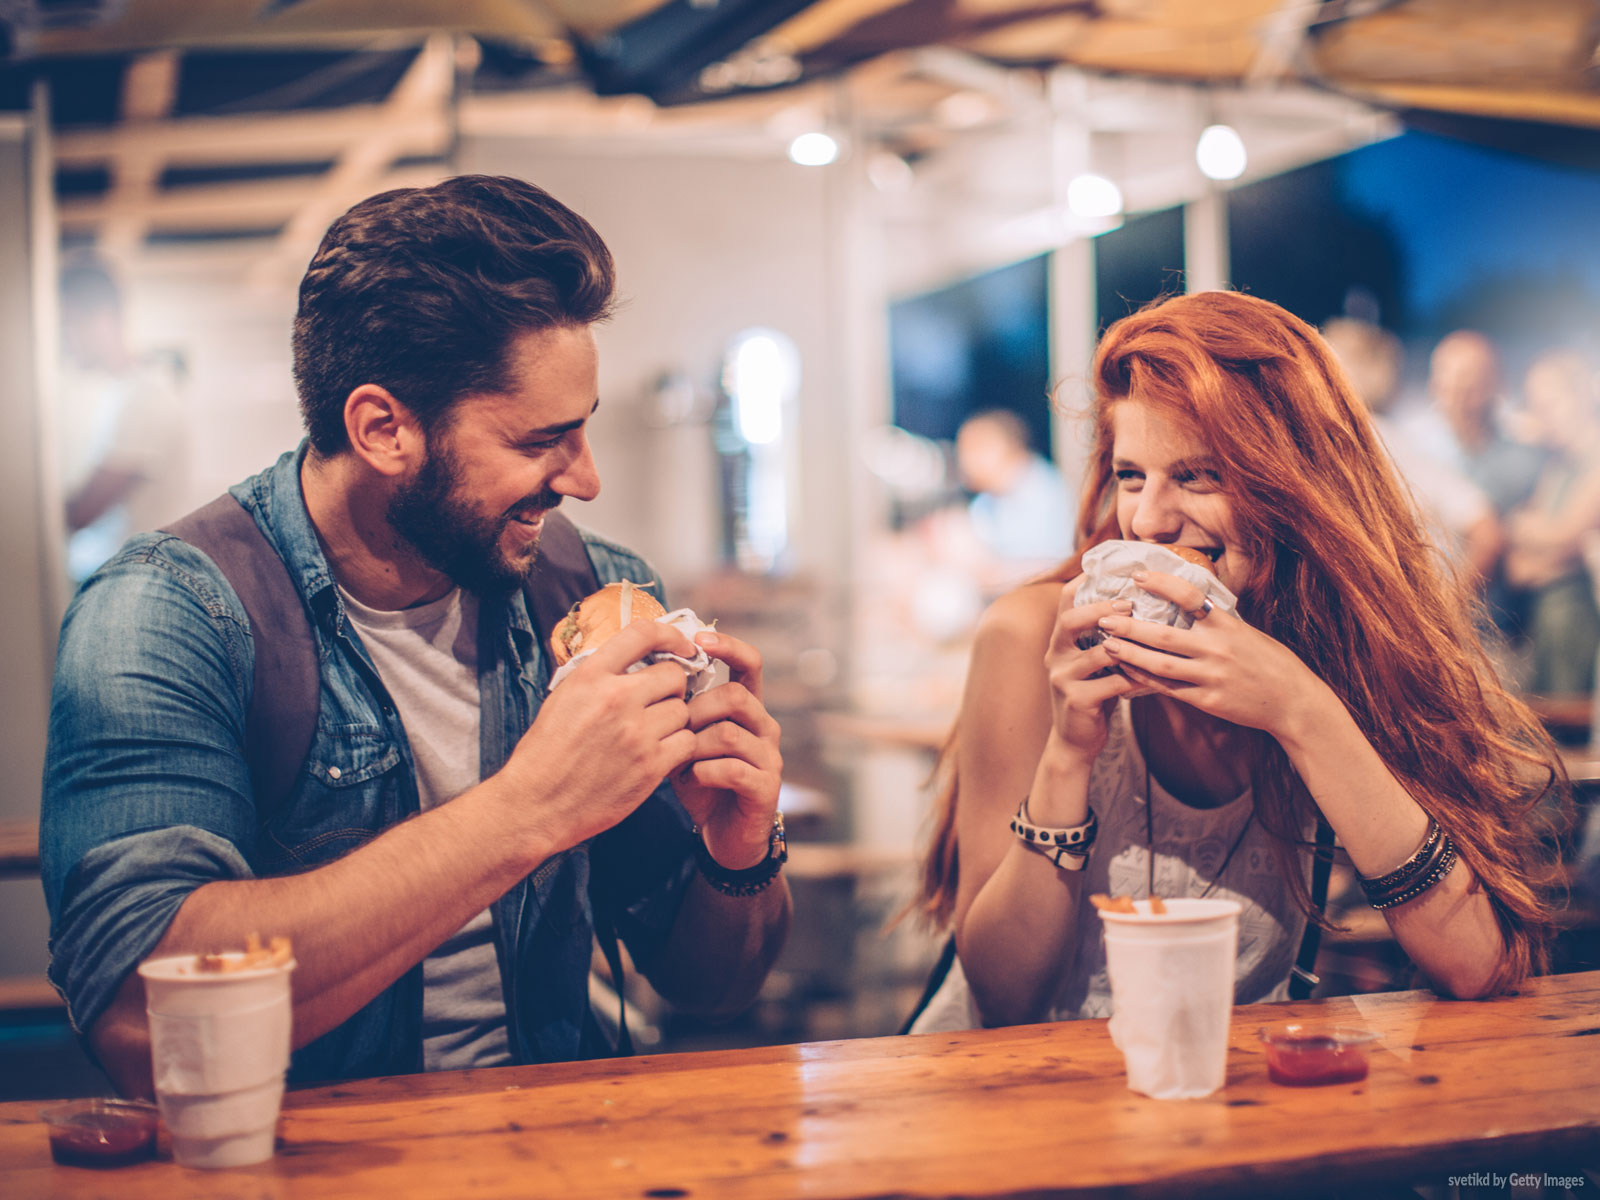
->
[908,291,1564,1033]
[1503,349,1600,695]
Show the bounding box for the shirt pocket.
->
[257,726,401,873]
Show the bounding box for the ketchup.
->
[1262,1034,1370,1086]
[46,1107,157,1167]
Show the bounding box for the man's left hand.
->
[674,631,783,869]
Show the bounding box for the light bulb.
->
[1065,173,1123,219]
[789,132,839,166]
[1196,124,1247,181]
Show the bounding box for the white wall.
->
[458,140,864,591]
[0,110,58,981]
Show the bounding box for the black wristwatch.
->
[693,814,787,897]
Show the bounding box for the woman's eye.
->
[1114,468,1143,488]
[1175,468,1222,490]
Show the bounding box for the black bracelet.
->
[693,815,787,897]
[1360,818,1443,894]
[1360,821,1457,909]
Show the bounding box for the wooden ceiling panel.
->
[1309,0,1600,89]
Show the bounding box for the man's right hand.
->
[502,618,700,850]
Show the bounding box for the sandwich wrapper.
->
[547,607,720,696]
[1075,541,1238,635]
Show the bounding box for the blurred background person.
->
[57,257,190,584]
[1321,317,1501,587]
[953,407,1074,569]
[1391,329,1547,641]
[1502,350,1600,695]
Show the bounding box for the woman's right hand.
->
[1043,585,1136,758]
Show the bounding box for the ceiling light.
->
[1196,124,1247,181]
[789,131,839,166]
[1066,173,1123,219]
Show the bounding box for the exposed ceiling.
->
[4,0,1598,276]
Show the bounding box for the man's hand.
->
[504,619,701,851]
[674,631,783,869]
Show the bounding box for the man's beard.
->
[387,437,558,596]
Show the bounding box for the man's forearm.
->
[645,875,792,1018]
[91,774,553,1097]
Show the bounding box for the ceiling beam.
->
[250,33,458,285]
[98,48,181,258]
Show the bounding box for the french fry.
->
[1089,893,1136,914]
[195,933,293,973]
[1091,894,1168,914]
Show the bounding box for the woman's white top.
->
[910,699,1311,1034]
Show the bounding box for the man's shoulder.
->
[78,530,243,618]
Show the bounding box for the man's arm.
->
[76,620,703,1097]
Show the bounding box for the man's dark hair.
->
[292,174,616,454]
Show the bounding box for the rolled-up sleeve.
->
[41,536,260,1036]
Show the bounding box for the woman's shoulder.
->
[975,576,1076,651]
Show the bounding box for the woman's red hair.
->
[910,290,1566,992]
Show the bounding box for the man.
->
[1320,318,1500,585]
[954,408,1073,564]
[41,175,791,1095]
[56,256,190,582]
[1398,329,1546,636]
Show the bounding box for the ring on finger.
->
[1187,596,1214,622]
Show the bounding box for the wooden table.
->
[5,972,1598,1198]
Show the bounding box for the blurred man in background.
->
[954,408,1074,566]
[57,257,189,583]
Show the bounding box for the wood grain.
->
[4,972,1598,1199]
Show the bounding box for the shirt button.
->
[328,766,342,780]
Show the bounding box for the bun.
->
[1167,545,1218,575]
[549,581,667,667]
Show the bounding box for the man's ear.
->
[344,384,424,478]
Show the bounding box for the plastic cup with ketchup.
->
[1258,1022,1381,1086]
[39,1098,159,1167]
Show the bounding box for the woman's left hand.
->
[1093,569,1333,737]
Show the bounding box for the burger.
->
[549,581,667,668]
[1165,544,1219,575]
[1073,540,1232,649]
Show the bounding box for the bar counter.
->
[4,971,1598,1199]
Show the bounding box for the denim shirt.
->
[41,444,697,1084]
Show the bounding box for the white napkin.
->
[547,607,720,697]
[1075,540,1238,633]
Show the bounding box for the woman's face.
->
[1110,398,1247,590]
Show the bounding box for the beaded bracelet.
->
[1010,799,1097,871]
[1359,818,1457,909]
[1360,818,1443,894]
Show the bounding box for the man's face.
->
[1429,334,1498,437]
[387,324,602,595]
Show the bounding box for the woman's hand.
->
[1093,569,1333,738]
[1043,583,1138,758]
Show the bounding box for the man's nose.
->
[552,434,601,502]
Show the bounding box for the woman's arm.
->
[952,581,1136,1025]
[1099,572,1507,998]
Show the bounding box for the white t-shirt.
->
[910,699,1311,1033]
[339,585,513,1072]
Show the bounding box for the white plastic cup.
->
[1098,898,1241,1099]
[138,951,296,1168]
